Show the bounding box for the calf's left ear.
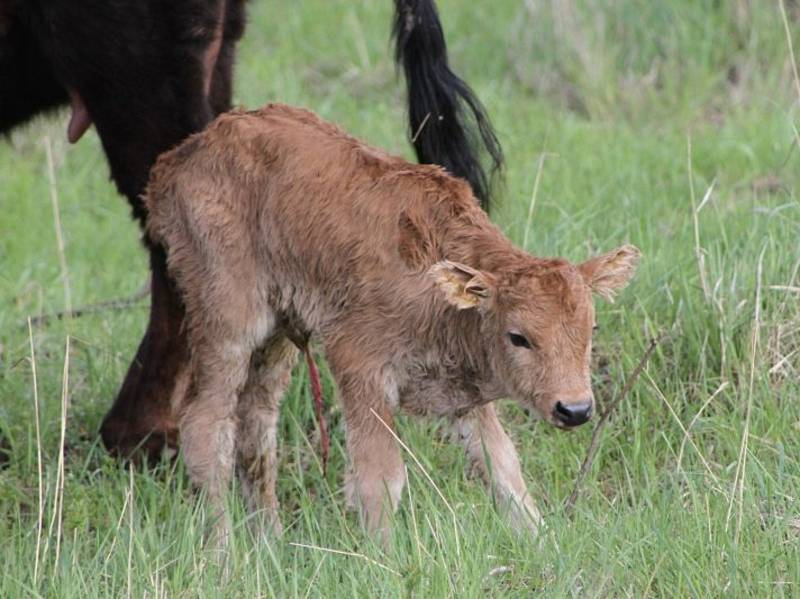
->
[579,244,641,301]
[429,261,495,310]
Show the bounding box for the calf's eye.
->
[508,332,533,349]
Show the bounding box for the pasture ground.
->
[1,1,799,595]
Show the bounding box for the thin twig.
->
[564,332,665,517]
[411,112,432,144]
[24,286,149,328]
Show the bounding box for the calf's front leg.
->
[329,358,406,543]
[347,407,406,543]
[452,403,543,535]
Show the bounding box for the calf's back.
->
[146,103,501,339]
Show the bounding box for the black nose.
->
[553,400,593,427]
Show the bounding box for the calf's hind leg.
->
[180,338,253,546]
[236,335,298,537]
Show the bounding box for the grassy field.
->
[1,0,799,595]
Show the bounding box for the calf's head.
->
[430,245,640,428]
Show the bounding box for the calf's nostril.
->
[554,401,572,419]
[553,400,593,426]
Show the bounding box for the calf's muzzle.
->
[553,400,593,427]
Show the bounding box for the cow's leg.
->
[71,6,219,461]
[100,246,187,460]
[19,1,230,461]
[100,1,243,462]
[327,349,405,543]
[452,403,543,535]
[91,36,230,461]
[180,337,252,547]
[206,0,247,116]
[236,334,298,538]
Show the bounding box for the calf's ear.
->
[428,261,495,310]
[579,244,641,301]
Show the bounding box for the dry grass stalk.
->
[780,0,800,103]
[370,407,462,559]
[404,464,428,564]
[103,473,132,570]
[522,153,547,250]
[301,555,327,599]
[676,380,730,473]
[28,318,44,585]
[45,136,72,318]
[645,371,722,488]
[55,336,70,564]
[289,542,399,576]
[687,135,711,302]
[127,466,135,599]
[42,336,70,568]
[726,244,766,544]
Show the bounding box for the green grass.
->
[1,0,799,595]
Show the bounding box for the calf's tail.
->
[392,0,503,210]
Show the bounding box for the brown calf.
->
[145,103,640,542]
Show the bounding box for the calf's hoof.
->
[504,502,545,541]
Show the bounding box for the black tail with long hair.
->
[392,0,503,210]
